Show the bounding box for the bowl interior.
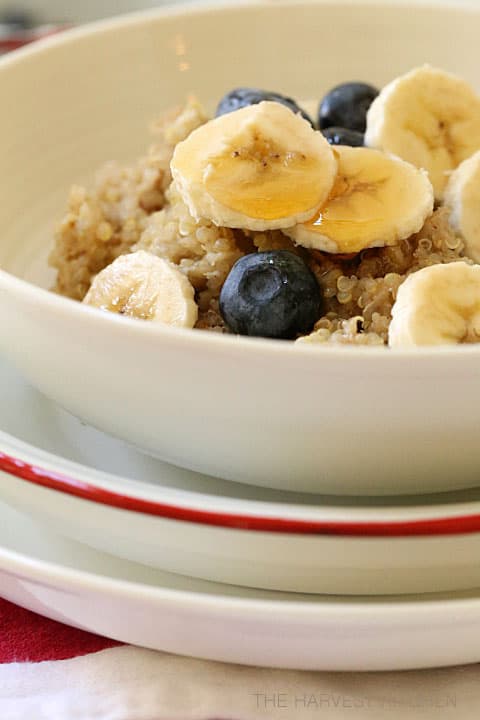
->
[0,0,478,286]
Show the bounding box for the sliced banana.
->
[170,100,337,231]
[388,261,480,347]
[444,150,480,263]
[283,146,433,254]
[365,65,480,199]
[83,250,198,328]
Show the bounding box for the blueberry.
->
[322,127,364,147]
[318,82,379,133]
[219,251,322,339]
[215,88,315,127]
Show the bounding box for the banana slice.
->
[283,146,433,254]
[365,65,480,199]
[170,100,337,231]
[83,250,198,328]
[388,261,480,347]
[444,150,480,263]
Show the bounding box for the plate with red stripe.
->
[2,355,480,595]
[5,497,480,671]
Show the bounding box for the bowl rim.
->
[2,0,480,363]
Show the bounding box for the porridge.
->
[49,65,480,347]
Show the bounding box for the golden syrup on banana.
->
[293,146,432,253]
[204,142,325,220]
[171,100,337,227]
[300,149,389,252]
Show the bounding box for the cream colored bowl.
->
[1,0,480,495]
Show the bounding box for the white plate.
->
[3,498,480,672]
[4,357,480,595]
[2,1,480,494]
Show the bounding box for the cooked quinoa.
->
[49,101,468,345]
[49,100,207,301]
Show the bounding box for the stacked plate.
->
[3,353,480,671]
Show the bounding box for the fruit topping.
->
[83,251,198,327]
[365,65,480,199]
[319,81,379,133]
[389,262,480,347]
[322,127,364,147]
[171,101,337,231]
[219,250,322,338]
[215,87,314,126]
[284,146,434,254]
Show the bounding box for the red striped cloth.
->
[0,595,477,720]
[0,598,120,664]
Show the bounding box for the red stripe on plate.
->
[1,451,480,536]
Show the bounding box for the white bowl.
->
[1,0,480,495]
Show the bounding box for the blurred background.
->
[0,0,475,26]
[0,0,474,33]
[0,0,196,25]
